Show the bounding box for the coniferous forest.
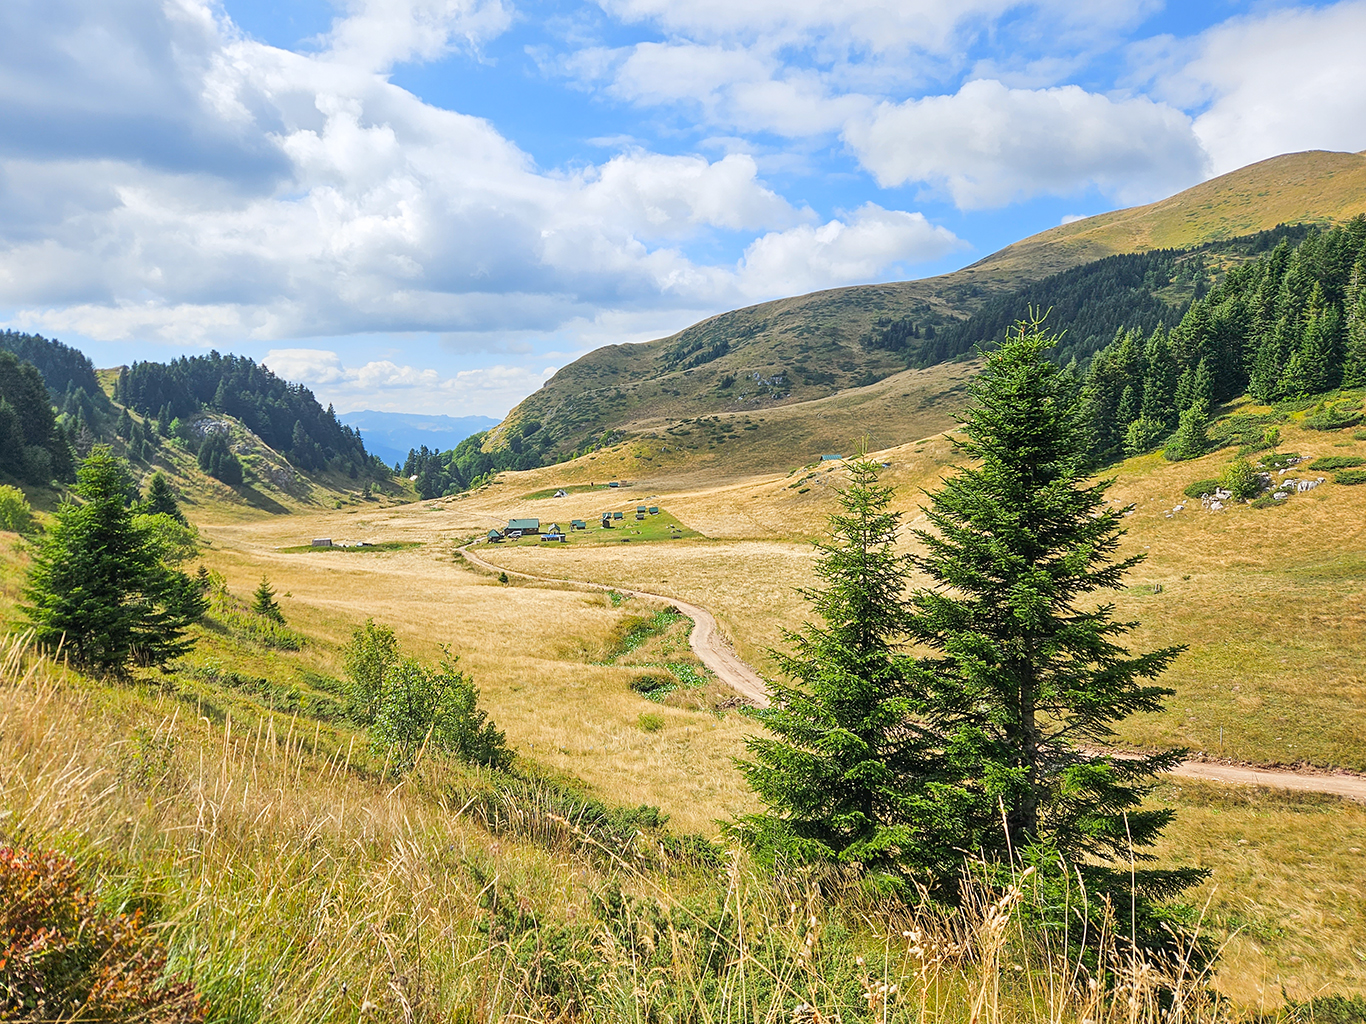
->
[115,352,377,477]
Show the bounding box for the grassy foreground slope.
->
[490,150,1366,462]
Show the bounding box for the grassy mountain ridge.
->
[492,150,1366,464]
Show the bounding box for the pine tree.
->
[905,318,1201,943]
[252,575,284,623]
[1344,260,1366,388]
[21,446,200,674]
[733,451,944,891]
[140,471,186,525]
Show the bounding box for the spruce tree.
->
[21,446,200,674]
[734,451,944,890]
[141,471,186,524]
[906,318,1201,940]
[252,575,284,623]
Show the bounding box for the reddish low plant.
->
[0,845,205,1022]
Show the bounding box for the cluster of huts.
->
[485,505,663,544]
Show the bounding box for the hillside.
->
[492,150,1366,463]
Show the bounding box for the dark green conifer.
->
[734,450,942,891]
[252,575,284,623]
[905,318,1201,943]
[141,471,186,524]
[21,446,200,674]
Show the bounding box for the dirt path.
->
[464,543,1366,803]
[460,543,771,707]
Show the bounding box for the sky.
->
[1,1,1365,418]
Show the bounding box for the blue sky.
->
[1,0,1364,417]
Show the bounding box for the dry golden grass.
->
[187,508,761,834]
[1152,781,1366,1001]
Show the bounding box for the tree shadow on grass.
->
[237,484,290,515]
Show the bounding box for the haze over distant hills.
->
[340,410,500,466]
[486,149,1366,465]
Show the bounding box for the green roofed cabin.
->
[570,519,587,530]
[612,511,624,520]
[487,529,503,543]
[820,454,843,461]
[507,518,540,534]
[648,506,659,514]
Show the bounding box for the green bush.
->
[343,618,399,724]
[1260,451,1302,470]
[1335,469,1366,485]
[1183,478,1221,499]
[372,652,512,773]
[1308,455,1366,470]
[1218,458,1260,499]
[1303,400,1364,431]
[0,483,33,533]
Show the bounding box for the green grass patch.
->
[498,509,700,547]
[278,541,423,553]
[519,483,621,500]
[1303,399,1364,431]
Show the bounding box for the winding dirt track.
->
[461,543,771,707]
[463,544,1366,804]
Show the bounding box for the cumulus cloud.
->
[0,0,958,354]
[1156,1,1366,176]
[738,203,962,296]
[843,79,1208,209]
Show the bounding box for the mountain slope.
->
[492,150,1366,462]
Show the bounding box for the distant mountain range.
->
[339,410,500,466]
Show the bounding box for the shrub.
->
[1183,478,1222,499]
[372,652,513,773]
[1219,458,1260,499]
[342,618,399,725]
[1260,451,1303,470]
[0,483,33,533]
[638,712,665,732]
[1335,469,1366,485]
[0,846,205,1022]
[1308,455,1366,470]
[1303,400,1364,431]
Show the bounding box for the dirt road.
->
[464,543,1366,803]
[460,543,771,706]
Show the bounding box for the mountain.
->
[489,150,1366,465]
[338,410,499,467]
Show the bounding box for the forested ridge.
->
[1078,216,1366,461]
[116,352,378,477]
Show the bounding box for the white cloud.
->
[262,346,546,416]
[0,0,958,353]
[738,203,963,296]
[1158,1,1366,176]
[576,151,807,237]
[595,0,1158,57]
[322,0,514,72]
[843,79,1208,209]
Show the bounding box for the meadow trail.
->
[463,542,1366,804]
[459,542,771,707]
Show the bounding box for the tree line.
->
[1080,215,1366,462]
[115,352,381,479]
[401,423,554,500]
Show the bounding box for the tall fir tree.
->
[21,446,201,674]
[733,451,946,891]
[905,318,1201,942]
[1344,260,1366,388]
